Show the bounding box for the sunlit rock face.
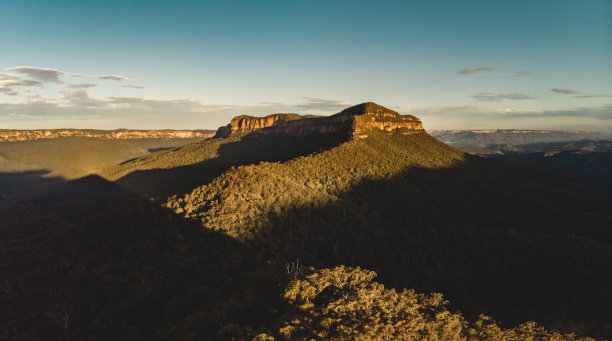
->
[215,114,310,137]
[214,102,424,138]
[0,129,214,142]
[339,102,424,138]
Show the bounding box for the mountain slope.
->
[2,103,612,339]
[160,103,612,336]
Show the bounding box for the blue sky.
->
[1,0,611,130]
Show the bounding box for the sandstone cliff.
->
[0,129,215,142]
[215,102,423,138]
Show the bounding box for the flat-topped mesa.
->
[214,102,424,138]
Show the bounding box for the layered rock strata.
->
[215,102,423,138]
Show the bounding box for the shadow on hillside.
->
[147,147,175,153]
[4,155,612,339]
[243,156,612,337]
[490,150,612,199]
[115,132,349,197]
[0,170,65,202]
[0,172,286,340]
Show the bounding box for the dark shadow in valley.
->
[0,170,64,203]
[147,147,175,153]
[4,154,612,339]
[115,132,349,197]
[488,150,612,199]
[0,172,286,340]
[247,156,612,337]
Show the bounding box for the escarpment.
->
[214,113,314,137]
[214,102,424,138]
[0,129,215,142]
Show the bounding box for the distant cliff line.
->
[430,129,612,146]
[0,129,215,142]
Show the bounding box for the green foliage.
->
[164,128,612,337]
[106,132,347,196]
[167,130,463,237]
[251,266,592,341]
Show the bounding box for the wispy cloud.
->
[0,73,21,80]
[257,97,351,113]
[458,65,500,74]
[68,72,131,81]
[121,84,145,89]
[551,88,581,95]
[510,71,532,77]
[550,88,612,98]
[472,92,538,102]
[0,92,352,129]
[97,74,130,81]
[66,83,97,89]
[575,94,612,98]
[295,97,351,111]
[5,66,64,83]
[406,104,612,131]
[458,65,532,77]
[4,66,132,85]
[0,89,222,117]
[0,79,43,96]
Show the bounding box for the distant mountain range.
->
[430,129,612,152]
[2,103,611,340]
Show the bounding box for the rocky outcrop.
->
[0,129,215,142]
[215,102,424,139]
[214,114,314,137]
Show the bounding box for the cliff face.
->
[214,114,311,137]
[215,102,424,138]
[0,129,215,142]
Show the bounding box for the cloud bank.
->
[0,79,42,96]
[6,66,64,83]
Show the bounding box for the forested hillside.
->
[2,103,611,340]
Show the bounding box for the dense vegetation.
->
[0,175,282,340]
[166,128,612,337]
[105,131,349,196]
[2,104,612,339]
[249,266,593,340]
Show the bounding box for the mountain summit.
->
[215,102,423,138]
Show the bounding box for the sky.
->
[0,0,611,131]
